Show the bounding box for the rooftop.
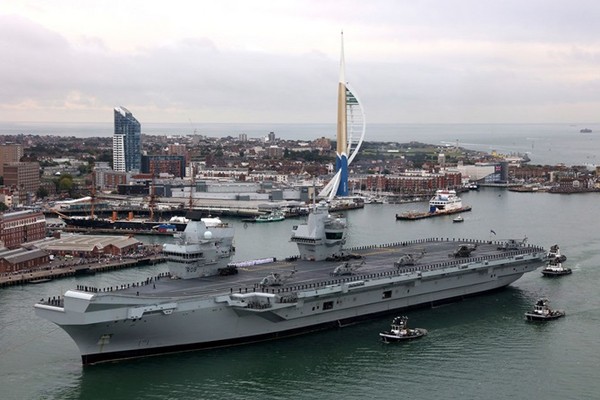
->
[37,234,140,253]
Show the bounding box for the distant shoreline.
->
[1,122,597,166]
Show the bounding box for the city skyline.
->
[3,1,600,125]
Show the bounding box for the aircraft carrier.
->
[35,202,547,365]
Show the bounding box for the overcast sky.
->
[2,0,600,125]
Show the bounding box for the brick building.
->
[95,169,129,190]
[167,144,189,167]
[0,210,46,249]
[363,171,462,194]
[37,235,141,257]
[0,248,49,274]
[141,155,186,178]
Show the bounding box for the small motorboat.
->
[242,210,285,223]
[453,215,464,223]
[525,298,565,321]
[379,316,427,343]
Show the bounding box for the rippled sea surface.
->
[2,188,600,399]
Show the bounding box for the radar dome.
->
[203,230,213,240]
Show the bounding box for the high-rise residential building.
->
[113,107,141,173]
[0,143,24,177]
[112,134,125,172]
[3,162,40,205]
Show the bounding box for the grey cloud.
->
[0,15,336,122]
[317,0,600,43]
[4,2,600,125]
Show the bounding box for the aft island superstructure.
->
[35,202,546,365]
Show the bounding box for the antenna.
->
[339,30,345,85]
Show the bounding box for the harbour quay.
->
[0,234,164,287]
[0,256,164,288]
[51,196,364,220]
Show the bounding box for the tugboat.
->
[524,298,565,321]
[542,244,571,276]
[541,258,572,276]
[379,316,427,343]
[546,244,567,262]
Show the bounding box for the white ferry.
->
[429,190,464,213]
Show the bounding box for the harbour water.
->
[1,188,600,399]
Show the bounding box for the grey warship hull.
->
[35,238,545,365]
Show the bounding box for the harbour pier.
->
[0,255,165,288]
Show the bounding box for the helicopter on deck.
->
[497,237,528,251]
[260,269,296,286]
[331,260,366,276]
[394,250,426,268]
[451,243,477,258]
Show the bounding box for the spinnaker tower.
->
[319,32,366,201]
